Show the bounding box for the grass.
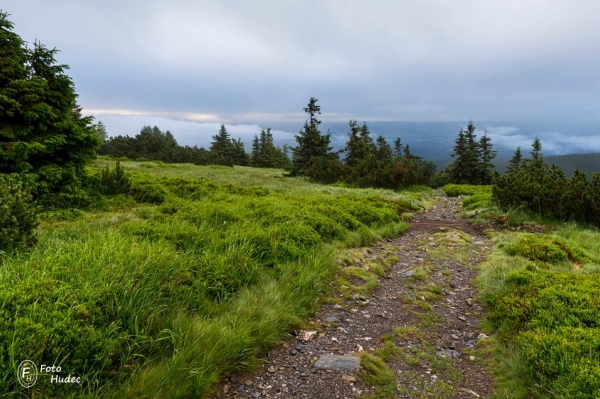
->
[359,336,401,399]
[445,183,600,398]
[478,231,600,398]
[336,245,402,298]
[1,161,432,398]
[360,324,463,399]
[442,184,496,219]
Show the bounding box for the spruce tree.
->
[250,128,276,167]
[448,121,493,184]
[209,124,235,166]
[250,135,260,166]
[478,131,497,184]
[231,138,248,166]
[0,12,99,204]
[360,123,376,154]
[249,128,291,169]
[92,121,108,143]
[277,144,293,169]
[462,121,481,183]
[524,137,547,177]
[259,129,276,166]
[530,137,542,162]
[375,135,393,160]
[372,135,395,187]
[393,138,403,160]
[506,147,523,174]
[449,129,467,183]
[344,120,371,167]
[291,97,333,175]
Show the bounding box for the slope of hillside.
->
[494,152,600,176]
[545,152,600,176]
[2,160,434,398]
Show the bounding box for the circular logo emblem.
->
[17,360,38,388]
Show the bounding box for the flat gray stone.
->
[437,349,462,358]
[314,354,361,371]
[401,269,416,277]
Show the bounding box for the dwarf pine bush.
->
[0,174,39,253]
[100,160,132,195]
[479,226,600,399]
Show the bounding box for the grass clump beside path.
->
[447,181,600,398]
[442,184,493,213]
[1,161,431,398]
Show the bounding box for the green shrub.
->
[503,233,591,264]
[519,327,600,398]
[0,174,39,253]
[131,182,166,204]
[493,164,600,226]
[100,160,132,195]
[462,191,493,210]
[301,213,345,241]
[486,268,600,398]
[503,234,568,263]
[442,184,491,197]
[0,168,427,397]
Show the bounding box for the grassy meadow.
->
[448,184,600,398]
[1,159,433,398]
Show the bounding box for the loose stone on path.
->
[313,354,361,371]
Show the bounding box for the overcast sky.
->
[5,1,600,153]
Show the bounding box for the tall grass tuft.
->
[1,162,431,397]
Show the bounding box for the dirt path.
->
[218,191,495,399]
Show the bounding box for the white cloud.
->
[484,126,600,155]
[8,1,600,126]
[94,114,295,149]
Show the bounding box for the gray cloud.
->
[485,126,600,155]
[5,0,600,146]
[98,114,295,149]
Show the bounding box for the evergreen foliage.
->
[99,126,211,165]
[393,146,437,188]
[0,174,39,253]
[100,160,132,195]
[448,121,497,184]
[209,124,235,166]
[338,120,436,188]
[130,182,166,204]
[544,152,600,178]
[506,147,523,173]
[393,138,403,160]
[249,128,292,169]
[91,121,108,143]
[0,12,99,205]
[291,97,334,176]
[231,138,249,166]
[478,131,497,184]
[206,125,248,167]
[493,138,600,226]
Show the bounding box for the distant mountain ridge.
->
[544,153,600,177]
[495,152,600,177]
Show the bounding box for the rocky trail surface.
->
[218,191,496,399]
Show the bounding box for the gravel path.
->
[217,191,495,399]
